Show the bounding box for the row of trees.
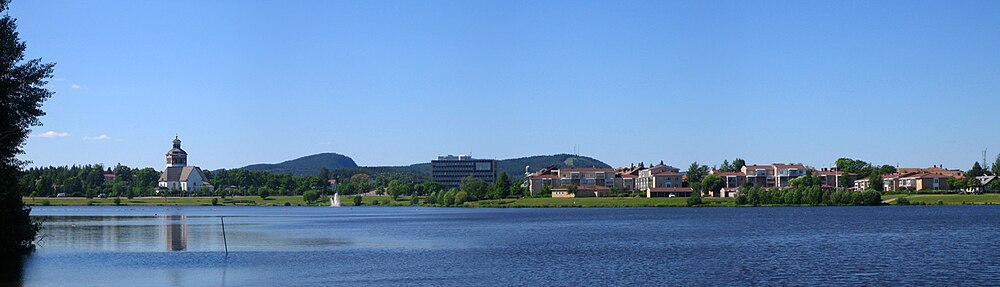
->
[735,186,883,206]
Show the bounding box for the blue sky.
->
[13,0,1000,171]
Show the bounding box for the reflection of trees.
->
[163,215,188,251]
[0,255,26,285]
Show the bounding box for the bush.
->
[113,198,122,206]
[353,196,362,206]
[372,200,380,206]
[686,193,702,206]
[895,197,910,205]
[284,202,291,206]
[211,198,219,206]
[455,191,469,205]
[303,190,320,203]
[41,200,50,206]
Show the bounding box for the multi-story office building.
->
[431,155,497,190]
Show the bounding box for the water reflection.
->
[0,255,26,285]
[163,215,187,251]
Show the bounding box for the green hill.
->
[241,153,611,181]
[241,153,358,176]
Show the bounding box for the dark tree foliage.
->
[1,0,53,258]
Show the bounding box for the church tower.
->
[165,135,188,168]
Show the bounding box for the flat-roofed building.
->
[527,167,617,197]
[431,155,497,190]
[741,163,806,188]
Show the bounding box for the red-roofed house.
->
[637,164,683,192]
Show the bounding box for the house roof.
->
[649,187,694,192]
[813,170,844,176]
[902,173,952,179]
[552,185,610,191]
[529,174,560,179]
[711,171,745,176]
[560,168,616,172]
[159,166,206,182]
[772,163,806,169]
[653,170,681,176]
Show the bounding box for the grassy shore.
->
[887,193,1000,205]
[21,193,1000,207]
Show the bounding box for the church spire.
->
[166,135,187,168]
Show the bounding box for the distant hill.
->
[241,153,611,180]
[241,153,358,176]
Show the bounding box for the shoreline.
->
[21,194,1000,208]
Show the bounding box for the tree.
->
[720,160,732,172]
[353,195,362,206]
[993,153,1000,176]
[386,179,403,200]
[686,190,702,206]
[968,162,985,178]
[732,158,746,172]
[1,0,53,257]
[701,174,724,196]
[459,176,487,200]
[866,173,884,192]
[878,165,896,175]
[837,172,853,190]
[258,188,270,199]
[318,168,330,181]
[454,191,469,205]
[538,184,552,197]
[303,190,320,203]
[686,162,709,185]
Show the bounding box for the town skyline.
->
[13,0,1000,170]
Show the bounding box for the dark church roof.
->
[159,166,205,182]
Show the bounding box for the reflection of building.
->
[431,155,497,190]
[164,215,188,251]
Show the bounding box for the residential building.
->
[813,168,855,189]
[636,164,682,191]
[856,172,953,192]
[528,167,616,197]
[157,136,211,193]
[431,155,497,190]
[708,170,745,197]
[896,166,965,178]
[741,163,806,188]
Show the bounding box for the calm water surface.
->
[18,206,1000,286]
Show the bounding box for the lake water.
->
[14,206,1000,286]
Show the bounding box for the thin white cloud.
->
[319,141,335,145]
[71,84,81,89]
[32,131,71,138]
[84,134,112,141]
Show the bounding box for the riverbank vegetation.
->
[23,193,1000,208]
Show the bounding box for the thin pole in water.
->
[221,216,229,258]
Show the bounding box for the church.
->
[157,136,212,193]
